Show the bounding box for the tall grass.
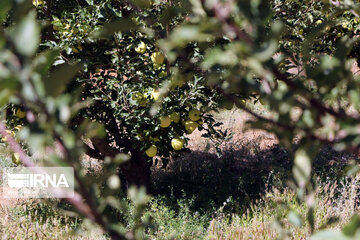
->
[206,176,360,240]
[0,199,106,240]
[1,171,360,239]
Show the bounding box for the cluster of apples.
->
[158,109,201,134]
[134,42,203,157]
[145,109,202,157]
[135,41,165,65]
[1,124,23,165]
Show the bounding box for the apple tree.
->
[2,0,232,194]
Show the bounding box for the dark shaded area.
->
[151,143,351,212]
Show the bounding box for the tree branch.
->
[85,144,104,160]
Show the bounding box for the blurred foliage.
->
[2,0,360,239]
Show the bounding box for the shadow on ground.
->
[151,143,350,212]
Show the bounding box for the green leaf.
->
[32,49,61,76]
[343,215,360,237]
[0,0,12,22]
[293,148,312,188]
[91,18,138,39]
[85,0,94,5]
[0,77,20,90]
[130,0,152,8]
[0,89,13,107]
[308,207,315,233]
[288,210,302,227]
[114,153,131,164]
[44,63,81,97]
[302,110,314,128]
[202,48,238,69]
[169,25,214,47]
[310,230,352,240]
[9,11,40,56]
[128,186,148,205]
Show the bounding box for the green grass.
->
[0,199,106,239]
[147,197,211,239]
[2,176,360,239]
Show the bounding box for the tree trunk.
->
[119,149,152,194]
[86,138,152,193]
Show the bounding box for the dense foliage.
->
[33,0,231,190]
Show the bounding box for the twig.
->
[0,122,95,220]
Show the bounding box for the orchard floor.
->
[152,106,350,210]
[0,105,358,239]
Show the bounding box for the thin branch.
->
[271,67,359,120]
[85,144,103,160]
[53,134,125,240]
[0,122,96,221]
[216,87,295,131]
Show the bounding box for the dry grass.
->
[0,199,105,240]
[206,176,360,240]
[0,143,105,240]
[2,176,360,239]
